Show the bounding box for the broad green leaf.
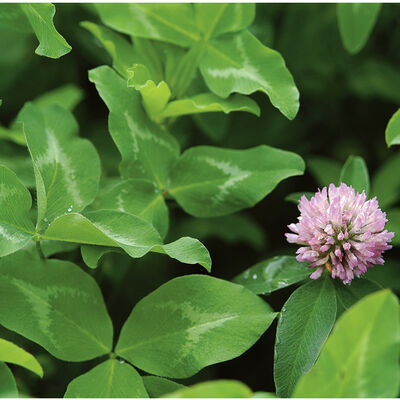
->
[81,21,136,79]
[17,103,101,229]
[334,278,381,316]
[0,363,17,398]
[142,376,185,398]
[0,124,25,146]
[194,4,255,38]
[274,276,337,397]
[164,380,252,398]
[337,3,381,54]
[0,155,34,188]
[371,151,400,208]
[385,109,400,147]
[0,338,43,377]
[33,84,84,111]
[41,240,78,258]
[307,156,341,187]
[339,155,370,196]
[169,145,305,217]
[43,211,211,271]
[20,4,71,58]
[0,165,35,257]
[293,290,400,397]
[0,251,113,361]
[95,4,200,47]
[157,93,260,119]
[386,208,400,246]
[200,30,299,120]
[284,192,314,204]
[233,256,310,295]
[95,178,169,238]
[89,66,179,189]
[173,213,266,251]
[116,275,276,378]
[64,359,148,398]
[127,64,171,117]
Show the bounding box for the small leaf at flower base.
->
[307,156,342,188]
[89,66,180,188]
[95,178,169,238]
[17,103,101,229]
[115,275,276,378]
[274,276,337,398]
[20,4,71,58]
[194,4,255,38]
[0,251,113,362]
[127,64,171,117]
[0,362,18,398]
[339,155,370,196]
[64,359,148,398]
[95,4,200,47]
[334,278,382,317]
[0,165,35,257]
[163,380,252,398]
[142,376,185,398]
[200,30,299,120]
[233,256,310,295]
[371,151,400,209]
[156,93,260,119]
[284,192,314,204]
[337,3,381,54]
[169,145,305,217]
[44,211,211,271]
[385,109,400,147]
[382,208,400,246]
[80,21,136,79]
[293,290,400,397]
[0,338,43,377]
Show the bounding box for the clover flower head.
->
[285,183,394,284]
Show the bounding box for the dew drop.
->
[118,359,125,364]
[67,205,73,212]
[252,274,257,280]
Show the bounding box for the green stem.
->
[36,240,45,260]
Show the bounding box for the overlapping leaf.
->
[339,155,370,195]
[169,145,305,217]
[142,376,185,398]
[115,275,276,378]
[0,363,17,398]
[0,251,113,361]
[385,108,400,147]
[64,360,148,398]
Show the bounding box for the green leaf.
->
[0,338,43,377]
[233,256,310,295]
[337,3,381,54]
[164,380,252,398]
[0,363,17,398]
[127,64,171,117]
[80,245,118,269]
[43,211,211,271]
[371,151,400,209]
[194,4,255,38]
[169,145,305,217]
[81,21,136,79]
[0,4,31,32]
[95,178,169,238]
[33,84,84,111]
[274,276,337,397]
[20,4,71,58]
[334,278,381,317]
[173,213,266,251]
[64,359,148,398]
[0,155,34,188]
[293,290,400,397]
[385,208,400,246]
[307,156,341,187]
[115,275,276,378]
[157,93,260,119]
[200,30,299,120]
[385,109,400,147]
[0,165,35,257]
[339,155,370,196]
[252,392,276,398]
[0,251,113,361]
[142,376,185,398]
[17,103,101,229]
[0,124,26,146]
[89,65,179,189]
[284,192,314,204]
[95,4,200,47]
